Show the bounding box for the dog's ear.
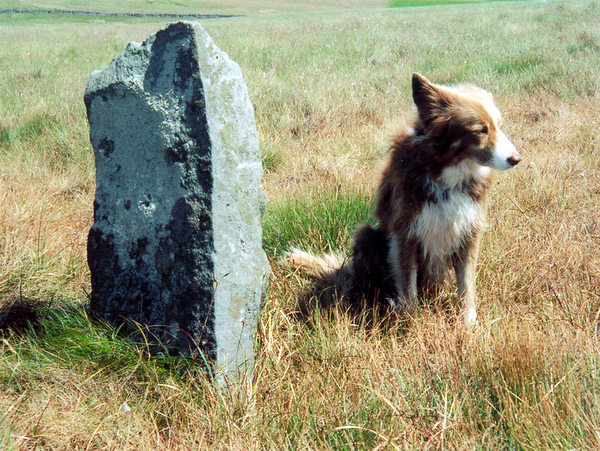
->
[412,73,450,122]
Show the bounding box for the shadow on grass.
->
[0,296,209,379]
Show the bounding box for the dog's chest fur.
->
[408,162,490,269]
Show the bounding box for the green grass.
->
[263,191,375,256]
[1,0,600,448]
[390,0,530,6]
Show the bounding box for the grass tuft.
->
[0,297,50,336]
[263,190,375,256]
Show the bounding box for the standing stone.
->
[84,21,269,382]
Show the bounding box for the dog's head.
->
[411,73,521,171]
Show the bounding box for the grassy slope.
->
[2,0,600,449]
[390,0,530,6]
[0,0,388,14]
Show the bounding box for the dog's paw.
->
[386,296,399,309]
[462,309,479,328]
[386,296,416,316]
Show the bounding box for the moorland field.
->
[1,0,600,449]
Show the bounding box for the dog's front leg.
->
[453,237,480,327]
[388,234,418,313]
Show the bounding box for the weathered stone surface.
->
[84,21,269,380]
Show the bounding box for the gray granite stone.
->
[84,21,269,382]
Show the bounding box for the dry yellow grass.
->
[1,0,600,449]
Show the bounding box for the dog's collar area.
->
[434,187,450,203]
[425,179,451,204]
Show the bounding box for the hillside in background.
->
[0,0,388,15]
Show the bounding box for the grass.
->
[390,0,530,7]
[1,0,600,448]
[0,0,388,15]
[263,190,376,256]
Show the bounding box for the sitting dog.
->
[288,73,521,326]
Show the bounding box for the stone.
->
[84,21,269,382]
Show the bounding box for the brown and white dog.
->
[288,73,521,326]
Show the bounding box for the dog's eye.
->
[477,125,489,136]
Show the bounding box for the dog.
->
[288,73,521,326]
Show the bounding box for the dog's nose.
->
[507,153,521,167]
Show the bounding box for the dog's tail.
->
[285,247,345,278]
[286,225,395,311]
